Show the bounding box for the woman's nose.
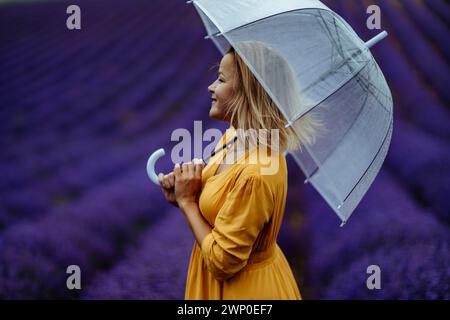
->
[208,83,215,93]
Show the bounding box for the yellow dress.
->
[185,127,302,300]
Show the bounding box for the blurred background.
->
[0,0,448,299]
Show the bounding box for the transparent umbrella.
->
[147,0,393,226]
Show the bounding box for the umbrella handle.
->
[146,148,166,185]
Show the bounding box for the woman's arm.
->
[178,201,211,247]
[173,161,212,247]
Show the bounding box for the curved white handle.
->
[146,148,166,185]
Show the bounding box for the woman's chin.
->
[209,107,220,119]
[209,106,228,122]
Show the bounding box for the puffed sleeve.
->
[200,174,274,281]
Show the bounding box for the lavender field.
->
[0,0,449,299]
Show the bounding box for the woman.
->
[158,42,319,299]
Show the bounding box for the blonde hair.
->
[225,41,322,152]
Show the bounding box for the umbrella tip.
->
[340,220,347,227]
[365,30,388,49]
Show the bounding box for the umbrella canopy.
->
[188,0,393,225]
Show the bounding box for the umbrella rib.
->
[302,72,370,184]
[354,66,392,114]
[287,56,371,126]
[298,63,392,206]
[317,10,346,67]
[332,14,358,76]
[339,116,393,206]
[287,45,373,126]
[319,76,373,169]
[317,9,362,76]
[297,10,372,107]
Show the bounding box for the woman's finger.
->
[168,172,175,187]
[160,175,168,189]
[192,158,199,175]
[163,174,172,190]
[174,163,181,178]
[194,159,203,179]
[158,173,164,186]
[188,162,195,178]
[182,162,190,178]
[165,174,173,189]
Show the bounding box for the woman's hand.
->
[174,160,203,210]
[158,172,178,207]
